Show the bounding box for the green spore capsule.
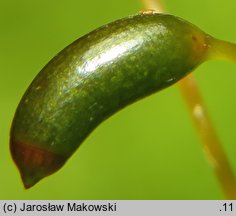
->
[10,12,236,189]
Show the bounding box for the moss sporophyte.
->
[10,12,236,189]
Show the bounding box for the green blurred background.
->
[1,0,236,199]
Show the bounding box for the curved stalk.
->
[209,38,236,62]
[140,0,236,199]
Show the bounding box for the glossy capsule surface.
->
[10,12,211,188]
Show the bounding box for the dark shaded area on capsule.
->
[10,137,67,189]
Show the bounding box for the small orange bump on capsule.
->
[190,32,210,62]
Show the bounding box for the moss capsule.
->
[10,12,234,188]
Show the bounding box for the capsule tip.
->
[10,137,66,189]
